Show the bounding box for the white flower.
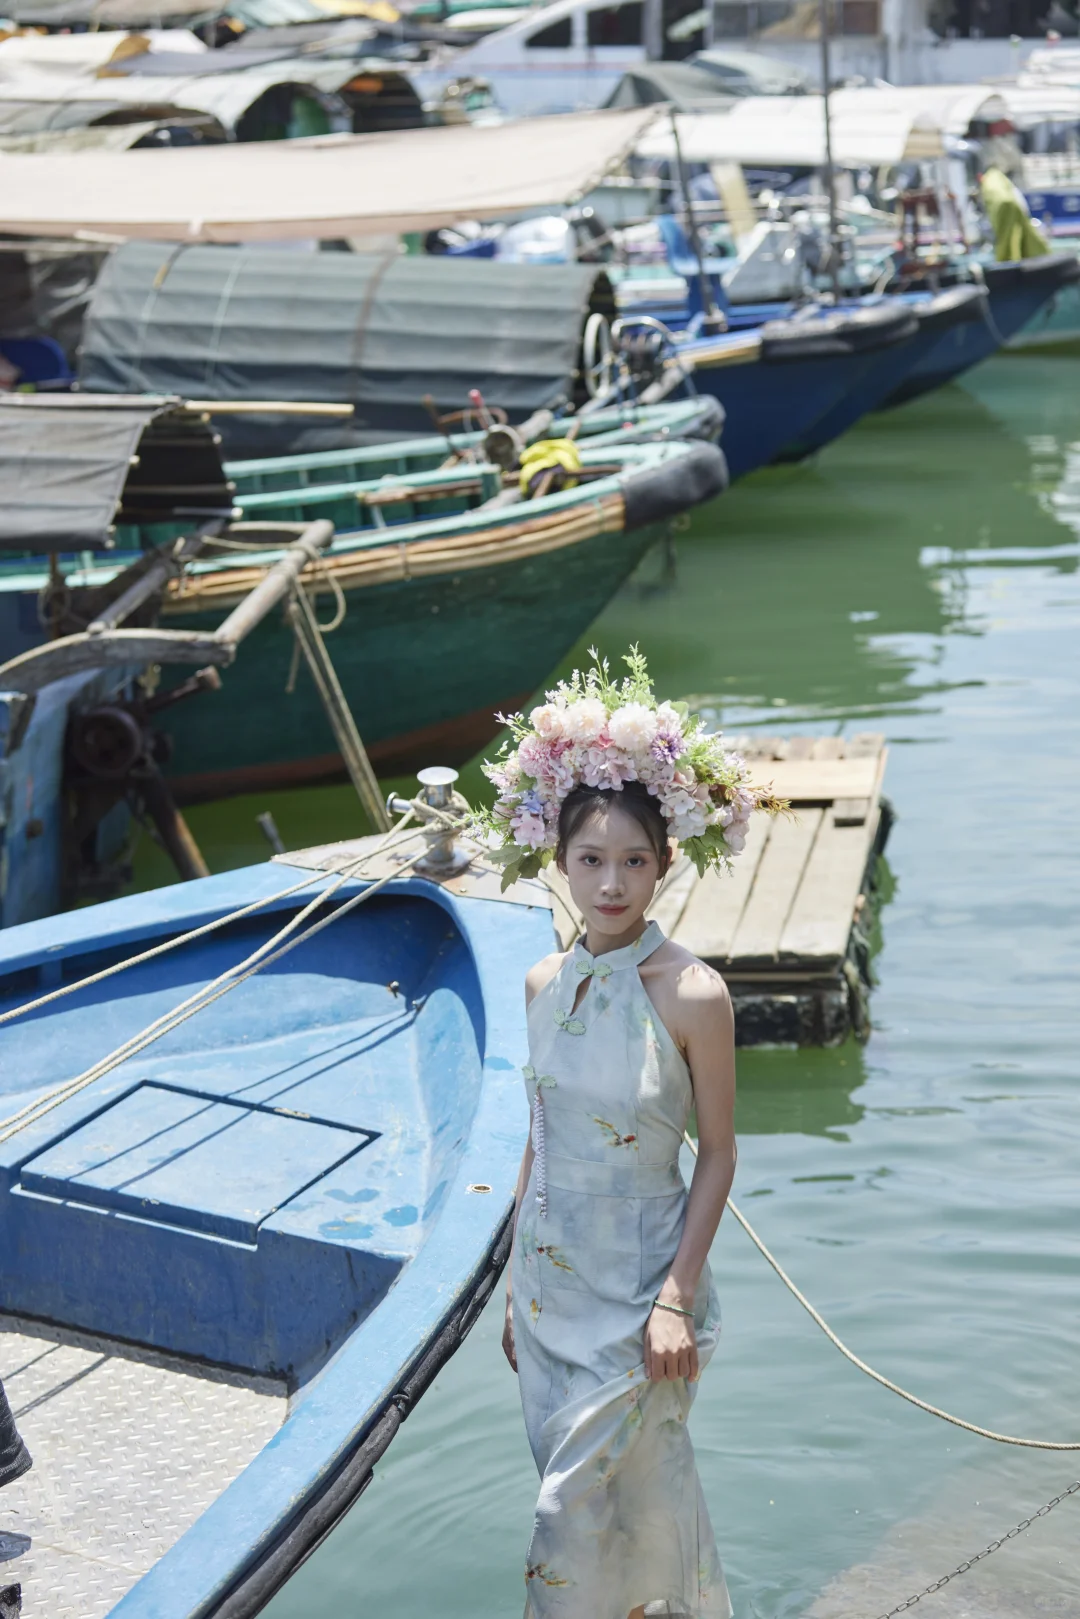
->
[608,702,658,755]
[529,702,566,743]
[725,823,748,855]
[564,697,607,743]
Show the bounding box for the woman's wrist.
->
[657,1276,695,1309]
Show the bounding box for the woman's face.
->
[559,800,668,949]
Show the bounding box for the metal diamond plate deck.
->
[0,1314,286,1619]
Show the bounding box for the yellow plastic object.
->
[312,0,399,19]
[519,438,583,499]
[980,166,1050,263]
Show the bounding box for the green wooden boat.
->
[111,426,726,801]
[224,397,723,503]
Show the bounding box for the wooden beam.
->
[0,519,334,694]
[780,809,880,965]
[747,756,881,802]
[727,808,823,964]
[0,629,234,693]
[673,810,770,962]
[87,529,215,633]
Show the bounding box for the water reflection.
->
[735,1046,868,1140]
[547,378,1077,734]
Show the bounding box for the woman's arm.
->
[502,951,564,1372]
[645,962,736,1383]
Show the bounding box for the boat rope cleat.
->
[387,766,472,878]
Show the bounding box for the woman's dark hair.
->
[556,781,671,873]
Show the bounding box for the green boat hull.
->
[159,520,669,801]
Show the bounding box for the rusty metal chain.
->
[873,1478,1080,1618]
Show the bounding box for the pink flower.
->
[511,809,550,849]
[725,823,748,855]
[517,736,551,780]
[582,743,633,790]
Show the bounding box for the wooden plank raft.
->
[545,733,893,1048]
[277,733,892,1049]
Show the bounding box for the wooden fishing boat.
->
[0,797,556,1618]
[222,395,724,505]
[2,428,727,804]
[0,394,371,929]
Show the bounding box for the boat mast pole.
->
[818,0,843,301]
[670,109,726,333]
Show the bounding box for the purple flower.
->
[651,731,682,767]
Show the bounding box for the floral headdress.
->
[476,648,787,888]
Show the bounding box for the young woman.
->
[479,653,780,1619]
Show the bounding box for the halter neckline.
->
[572,919,666,973]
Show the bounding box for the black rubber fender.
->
[760,300,919,362]
[620,440,728,530]
[911,283,988,333]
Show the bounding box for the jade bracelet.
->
[652,1298,694,1319]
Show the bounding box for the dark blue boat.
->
[619,230,1080,458]
[671,299,918,479]
[776,285,989,458]
[881,255,1080,405]
[0,832,551,1616]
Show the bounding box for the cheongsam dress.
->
[512,920,732,1619]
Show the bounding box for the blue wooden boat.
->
[621,245,1080,439]
[0,819,553,1616]
[775,285,990,458]
[882,255,1080,404]
[667,299,919,480]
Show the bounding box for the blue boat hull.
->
[774,333,933,460]
[687,344,888,480]
[0,669,134,930]
[880,284,1039,406]
[881,260,1079,404]
[0,863,552,1615]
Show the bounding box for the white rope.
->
[0,808,450,1145]
[0,814,427,1033]
[684,1133,1080,1451]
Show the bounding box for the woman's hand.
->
[644,1302,698,1383]
[502,1293,518,1372]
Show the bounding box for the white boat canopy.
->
[0,105,657,241]
[637,87,1012,168]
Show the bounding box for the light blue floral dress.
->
[512,920,732,1619]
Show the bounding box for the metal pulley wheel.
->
[68,705,146,780]
[581,312,615,399]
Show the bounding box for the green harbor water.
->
[136,357,1080,1618]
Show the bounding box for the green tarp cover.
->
[79,242,615,454]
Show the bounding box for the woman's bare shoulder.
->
[525,950,569,1005]
[647,939,731,1012]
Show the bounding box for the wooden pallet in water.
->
[546,734,892,1048]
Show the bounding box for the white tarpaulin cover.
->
[0,106,657,241]
[636,89,999,167]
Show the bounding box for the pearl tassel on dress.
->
[531,1089,548,1219]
